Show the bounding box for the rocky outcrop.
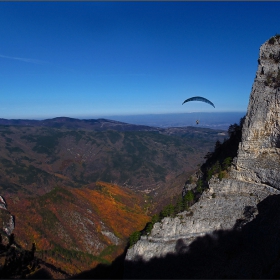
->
[232,36,280,187]
[0,196,15,237]
[0,196,7,210]
[125,177,279,263]
[3,215,14,236]
[101,231,120,245]
[124,36,280,275]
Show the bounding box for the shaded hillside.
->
[0,237,41,279]
[0,121,225,207]
[4,182,149,276]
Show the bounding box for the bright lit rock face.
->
[0,196,15,238]
[233,37,280,187]
[124,37,280,269]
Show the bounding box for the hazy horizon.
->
[1,112,246,131]
[103,112,246,130]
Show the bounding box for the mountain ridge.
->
[0,117,162,131]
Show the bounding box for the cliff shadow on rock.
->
[123,194,280,279]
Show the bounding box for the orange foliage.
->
[4,181,150,276]
[73,181,150,238]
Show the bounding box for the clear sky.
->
[1,1,280,119]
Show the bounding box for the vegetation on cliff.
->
[130,116,245,247]
[201,115,245,184]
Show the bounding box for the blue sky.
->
[1,1,280,119]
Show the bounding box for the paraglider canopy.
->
[182,96,215,108]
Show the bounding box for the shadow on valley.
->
[70,245,129,279]
[71,194,280,279]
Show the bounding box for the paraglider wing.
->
[182,96,215,108]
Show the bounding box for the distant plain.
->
[100,112,246,130]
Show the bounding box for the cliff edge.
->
[124,36,280,278]
[233,35,280,186]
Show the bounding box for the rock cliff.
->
[232,36,280,187]
[0,195,15,238]
[124,36,280,277]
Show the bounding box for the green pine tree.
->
[175,197,184,213]
[129,231,141,247]
[183,190,194,210]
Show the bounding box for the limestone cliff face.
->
[124,36,280,269]
[233,36,280,187]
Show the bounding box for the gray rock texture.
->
[3,214,15,236]
[0,197,15,238]
[125,36,280,271]
[0,196,7,210]
[101,230,120,245]
[233,36,280,188]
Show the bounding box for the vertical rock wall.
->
[233,36,280,188]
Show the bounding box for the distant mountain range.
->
[1,112,246,131]
[0,117,158,131]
